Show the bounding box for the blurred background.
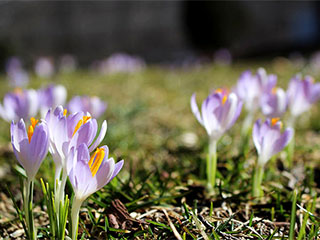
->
[0,1,320,69]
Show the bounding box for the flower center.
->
[72,116,91,136]
[14,88,23,95]
[271,118,282,128]
[271,87,277,95]
[88,147,105,177]
[27,117,39,143]
[63,109,67,116]
[215,88,228,105]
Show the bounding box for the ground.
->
[0,60,319,239]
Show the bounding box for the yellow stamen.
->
[215,88,228,105]
[89,148,106,177]
[63,109,67,116]
[14,88,23,95]
[271,118,282,128]
[271,87,277,94]
[72,116,91,136]
[27,117,39,143]
[222,94,228,105]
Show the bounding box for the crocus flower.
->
[236,68,277,113]
[260,87,287,118]
[287,75,320,121]
[11,118,49,239]
[0,89,39,122]
[191,90,242,142]
[97,53,145,74]
[67,95,107,119]
[68,143,123,240]
[38,84,67,117]
[252,118,293,197]
[6,57,29,87]
[45,106,107,209]
[34,57,54,78]
[235,68,277,138]
[11,118,49,179]
[191,89,242,189]
[286,75,320,167]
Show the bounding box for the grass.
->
[0,60,320,239]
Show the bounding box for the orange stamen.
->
[271,87,277,94]
[14,88,23,95]
[89,148,106,177]
[27,117,39,143]
[215,88,228,105]
[72,116,91,136]
[63,109,67,116]
[271,118,282,128]
[215,88,223,93]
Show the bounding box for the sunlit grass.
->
[1,60,320,239]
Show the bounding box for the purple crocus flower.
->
[68,143,123,201]
[287,75,320,119]
[236,68,277,112]
[34,57,54,78]
[260,87,287,118]
[253,118,293,166]
[45,106,107,208]
[0,89,39,122]
[191,89,242,189]
[235,68,277,137]
[252,118,292,197]
[191,90,242,141]
[67,95,107,119]
[38,84,67,117]
[6,57,29,87]
[46,106,107,174]
[69,143,123,240]
[11,117,49,238]
[96,53,145,74]
[11,118,49,179]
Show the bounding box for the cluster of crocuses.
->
[191,68,320,197]
[11,105,123,239]
[0,84,107,123]
[6,56,78,87]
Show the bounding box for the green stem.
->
[252,163,264,198]
[71,197,83,240]
[286,115,296,168]
[241,111,254,137]
[24,179,36,240]
[207,139,217,190]
[55,168,68,223]
[240,111,254,156]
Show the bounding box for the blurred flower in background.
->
[95,53,145,74]
[5,57,29,87]
[67,95,107,119]
[34,57,55,78]
[38,84,67,117]
[260,87,287,118]
[0,88,39,122]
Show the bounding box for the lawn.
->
[0,60,320,239]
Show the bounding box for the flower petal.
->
[89,120,107,152]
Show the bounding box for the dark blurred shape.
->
[0,1,320,67]
[0,1,188,66]
[184,1,320,58]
